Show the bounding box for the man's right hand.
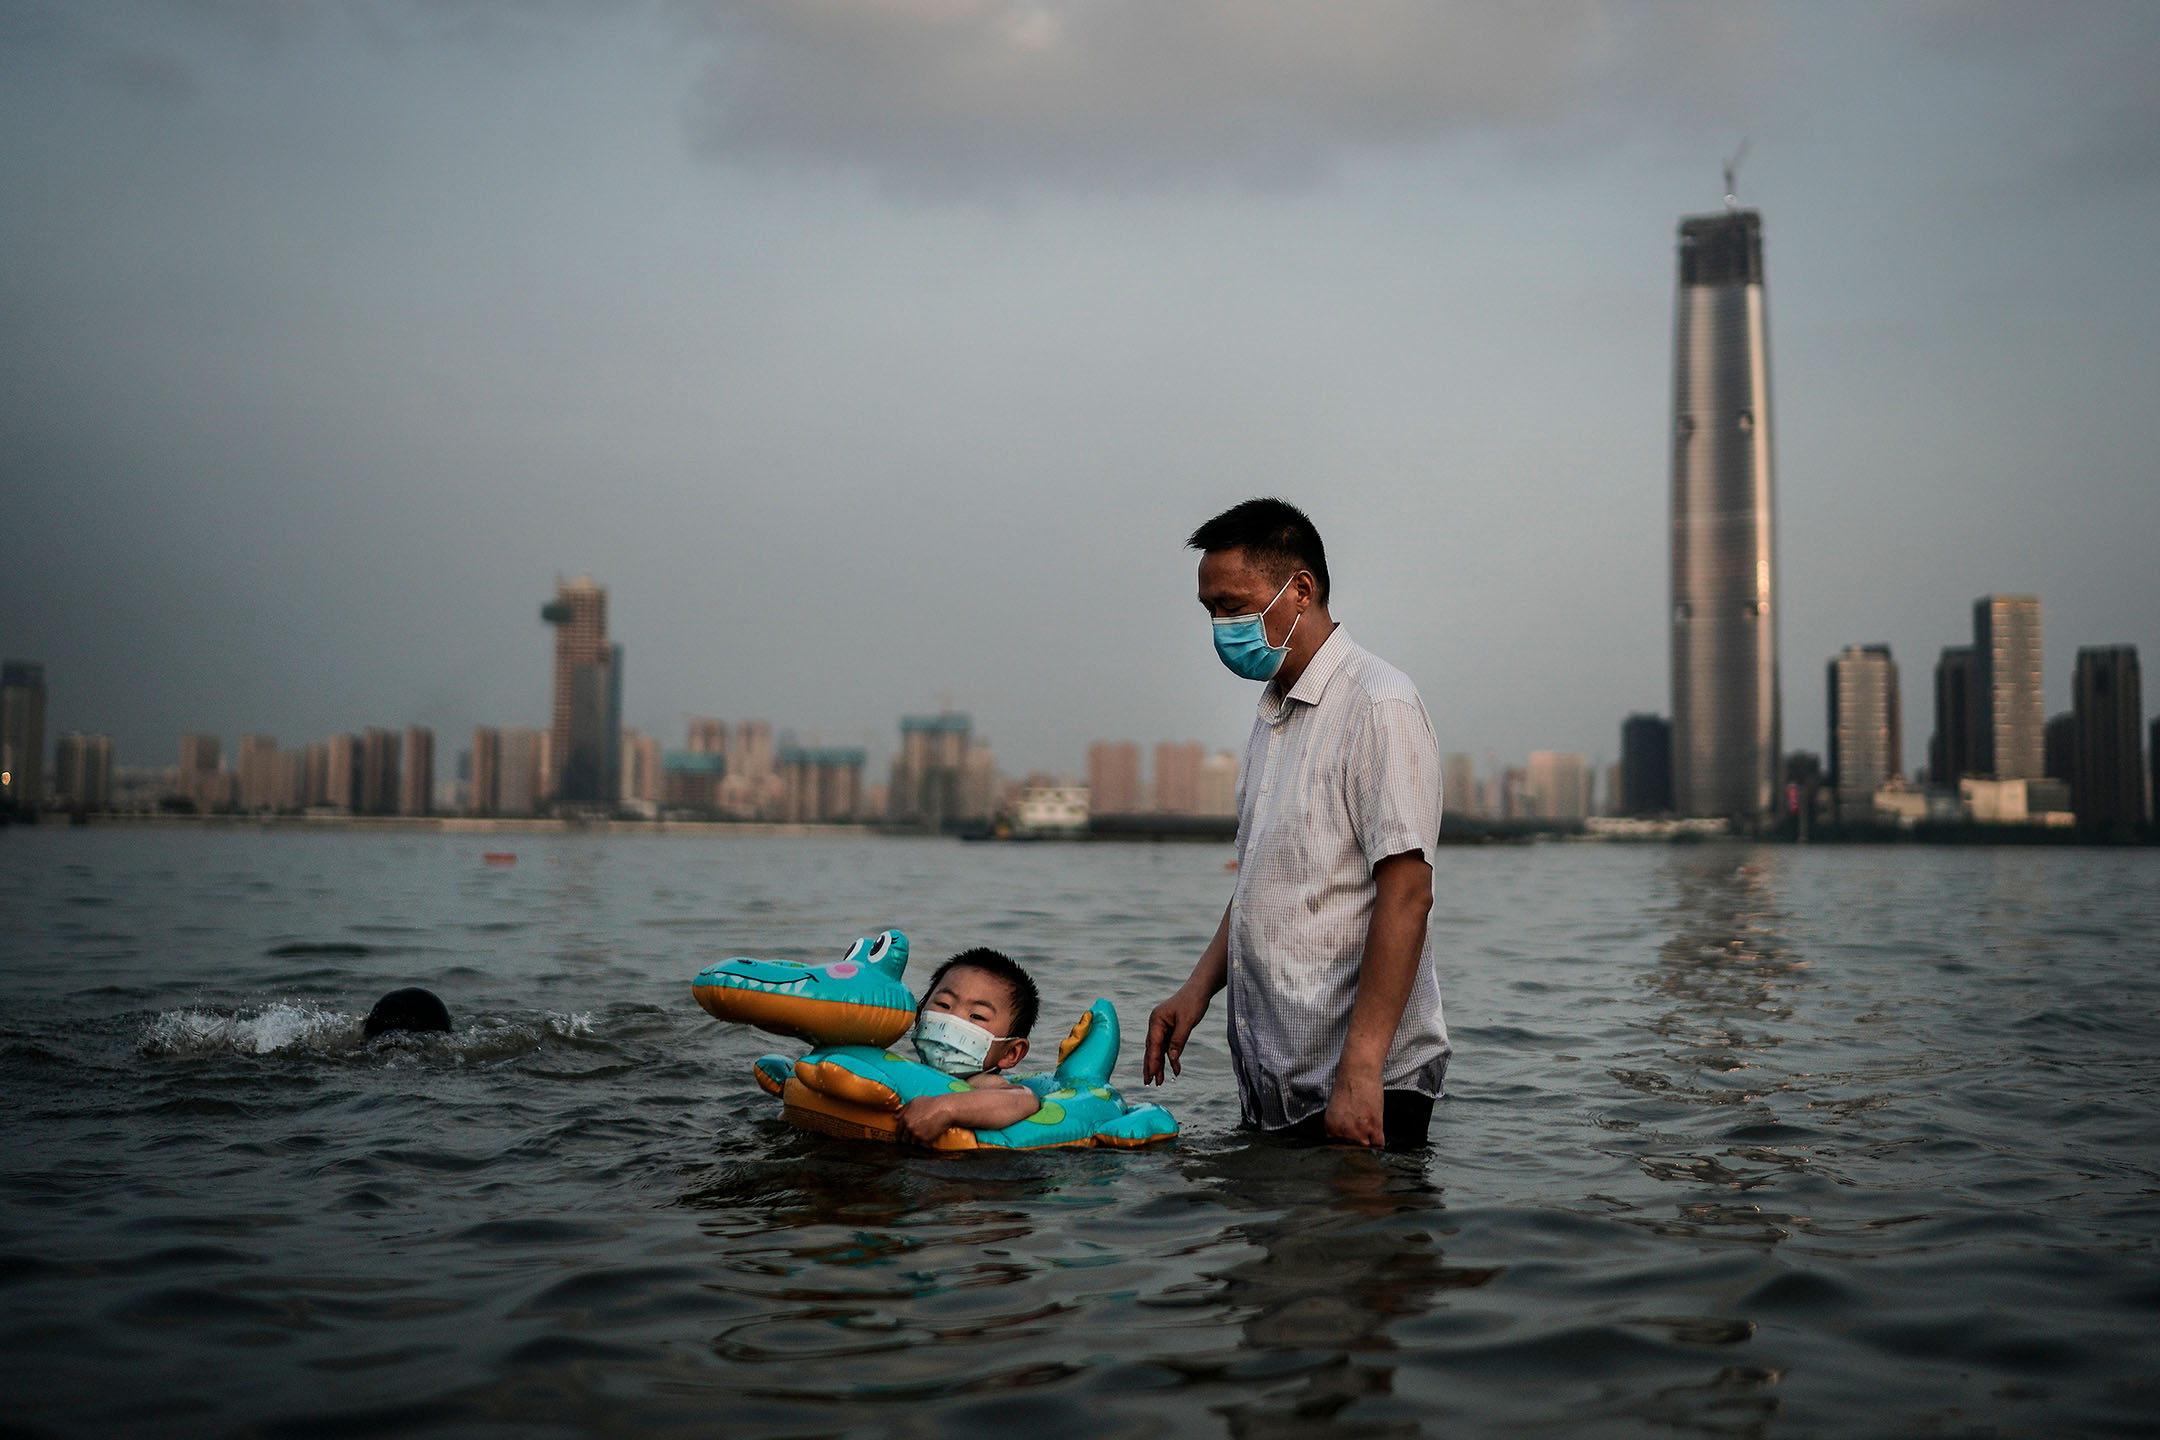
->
[1143,986,1210,1086]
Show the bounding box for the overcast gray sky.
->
[5,1,2156,782]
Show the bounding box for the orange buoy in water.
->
[483,852,517,866]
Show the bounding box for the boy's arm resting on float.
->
[898,1075,1043,1144]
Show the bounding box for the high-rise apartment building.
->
[960,740,999,824]
[1154,741,1204,816]
[2,660,48,811]
[686,717,727,757]
[2072,645,2144,831]
[54,733,113,811]
[541,573,618,806]
[303,741,329,809]
[1670,207,1780,823]
[1972,595,2043,780]
[717,720,782,819]
[496,727,543,817]
[621,728,664,806]
[732,721,774,782]
[1827,644,1901,820]
[325,733,360,812]
[401,726,434,817]
[1087,741,1143,816]
[236,734,281,812]
[1500,766,1531,821]
[1199,750,1238,818]
[1526,752,1591,822]
[1442,753,1478,822]
[663,751,725,813]
[1620,713,1675,816]
[779,745,866,823]
[2044,713,2076,789]
[179,733,227,812]
[889,713,974,828]
[470,727,500,816]
[273,748,306,812]
[1930,647,1975,785]
[357,727,399,816]
[2151,718,2159,828]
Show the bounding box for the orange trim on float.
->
[779,1078,979,1150]
[793,1058,904,1111]
[691,986,914,1046]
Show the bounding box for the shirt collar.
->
[1260,625,1353,721]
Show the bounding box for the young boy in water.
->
[898,948,1043,1145]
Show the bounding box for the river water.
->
[2,828,2155,1437]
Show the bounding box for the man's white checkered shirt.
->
[1227,625,1449,1130]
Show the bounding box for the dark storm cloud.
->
[682,0,1761,192]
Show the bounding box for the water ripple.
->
[0,832,2155,1437]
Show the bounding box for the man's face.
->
[923,965,1026,1072]
[1197,547,1307,650]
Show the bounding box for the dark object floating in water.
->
[365,987,452,1038]
[268,941,372,957]
[483,853,517,866]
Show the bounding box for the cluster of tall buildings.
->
[1439,750,1600,824]
[1612,593,2148,833]
[477,574,874,824]
[1818,598,2147,832]
[1630,201,2150,835]
[167,725,440,817]
[1081,741,1238,819]
[1903,598,2145,832]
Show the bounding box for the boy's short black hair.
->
[921,948,1040,1038]
[1187,498,1330,604]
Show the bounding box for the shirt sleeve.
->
[1344,696,1441,868]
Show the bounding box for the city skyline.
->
[9,570,2148,814]
[5,8,2157,777]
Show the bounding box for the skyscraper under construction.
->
[1670,205,1781,823]
[542,573,621,807]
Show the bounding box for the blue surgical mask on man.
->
[1211,575,1300,681]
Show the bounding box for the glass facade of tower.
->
[1670,210,1781,823]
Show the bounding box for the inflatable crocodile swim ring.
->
[694,931,1177,1151]
[692,930,918,1047]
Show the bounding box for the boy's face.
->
[923,965,1029,1073]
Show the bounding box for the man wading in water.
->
[1142,499,1449,1150]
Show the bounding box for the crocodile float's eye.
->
[869,933,892,962]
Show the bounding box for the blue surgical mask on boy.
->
[911,1008,1011,1077]
[1211,575,1300,681]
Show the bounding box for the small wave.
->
[140,1005,601,1065]
[142,1003,364,1058]
[433,1012,598,1064]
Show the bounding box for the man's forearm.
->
[1336,855,1433,1083]
[1185,901,1233,997]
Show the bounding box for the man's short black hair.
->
[1187,498,1330,604]
[921,948,1040,1038]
